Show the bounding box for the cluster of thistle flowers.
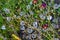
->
[20,0,60,39]
[19,0,60,40]
[20,21,41,40]
[0,0,60,40]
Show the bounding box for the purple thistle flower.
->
[41,2,47,8]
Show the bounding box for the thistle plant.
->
[0,0,60,40]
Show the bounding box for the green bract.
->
[0,16,3,27]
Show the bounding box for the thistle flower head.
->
[1,25,6,30]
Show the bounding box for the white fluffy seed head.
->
[3,8,10,14]
[20,21,25,26]
[1,25,6,30]
[20,25,25,30]
[39,14,46,20]
[20,11,25,16]
[54,38,59,40]
[33,22,38,28]
[54,4,59,9]
[30,1,32,5]
[26,5,31,10]
[29,11,34,15]
[31,33,37,38]
[6,17,11,22]
[27,28,33,33]
[47,15,52,20]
